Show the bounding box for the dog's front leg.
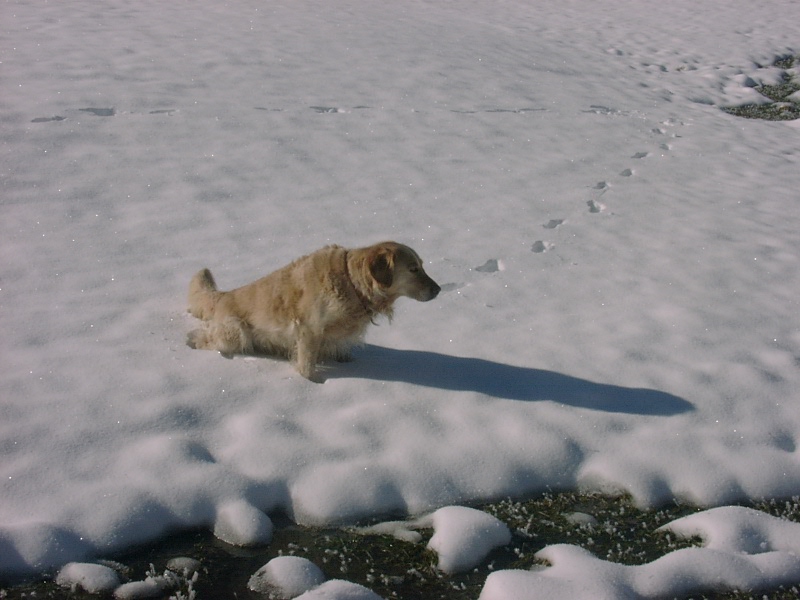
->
[295,327,324,383]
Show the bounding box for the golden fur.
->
[187,241,440,382]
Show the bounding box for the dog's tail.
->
[187,268,221,320]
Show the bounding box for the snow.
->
[358,506,511,574]
[213,499,274,547]
[113,580,163,600]
[417,506,511,574]
[55,562,120,594]
[1,0,800,597]
[248,556,326,598]
[564,512,598,528]
[55,556,202,600]
[662,505,800,555]
[355,521,424,544]
[480,507,800,600]
[110,566,198,600]
[294,580,385,600]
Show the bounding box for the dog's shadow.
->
[328,345,693,416]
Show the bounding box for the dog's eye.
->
[409,265,420,273]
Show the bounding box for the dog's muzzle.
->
[420,278,441,301]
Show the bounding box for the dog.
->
[187,241,440,382]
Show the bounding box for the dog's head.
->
[367,242,440,302]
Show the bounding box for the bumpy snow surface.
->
[2,0,800,597]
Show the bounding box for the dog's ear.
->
[369,246,395,287]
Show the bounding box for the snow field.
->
[2,0,800,597]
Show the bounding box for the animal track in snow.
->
[580,116,681,217]
[543,219,565,229]
[584,105,627,116]
[31,116,66,123]
[79,108,115,117]
[475,259,504,273]
[450,107,546,114]
[587,199,606,213]
[531,240,555,253]
[32,107,117,123]
[32,107,179,123]
[309,106,371,113]
[440,282,465,293]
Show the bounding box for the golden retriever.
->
[186,241,440,382]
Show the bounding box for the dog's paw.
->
[299,368,326,384]
[306,372,326,384]
[295,362,326,383]
[186,329,205,349]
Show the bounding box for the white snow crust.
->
[294,579,385,600]
[2,0,800,597]
[213,499,274,547]
[248,556,326,598]
[480,507,800,600]
[113,580,164,600]
[418,507,511,574]
[55,562,121,594]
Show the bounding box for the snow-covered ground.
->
[2,0,800,596]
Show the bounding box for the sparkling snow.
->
[2,0,800,597]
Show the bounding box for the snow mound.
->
[360,506,511,573]
[662,505,800,554]
[480,507,800,600]
[294,579,385,599]
[418,506,511,574]
[248,556,326,598]
[114,579,163,600]
[213,499,273,546]
[55,562,121,593]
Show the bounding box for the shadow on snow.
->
[329,345,693,416]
